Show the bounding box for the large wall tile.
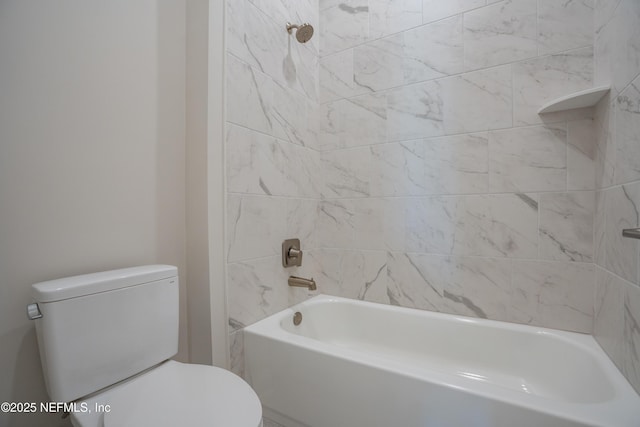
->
[342,250,389,301]
[442,65,512,134]
[226,0,286,84]
[270,79,310,145]
[226,54,274,136]
[226,54,315,146]
[320,49,355,103]
[287,41,320,102]
[594,13,612,90]
[317,101,343,150]
[539,191,595,263]
[594,98,616,189]
[227,1,317,101]
[422,0,484,24]
[594,0,622,35]
[225,0,320,371]
[463,0,537,70]
[248,0,290,25]
[304,99,322,150]
[370,141,426,197]
[405,197,459,254]
[513,47,593,126]
[386,252,443,311]
[594,189,607,266]
[437,256,512,321]
[510,260,595,333]
[320,0,369,55]
[595,0,640,95]
[622,282,640,393]
[387,80,444,141]
[590,0,640,395]
[227,195,286,262]
[387,253,513,323]
[303,249,342,297]
[455,193,539,258]
[405,194,539,259]
[603,183,640,284]
[537,0,593,55]
[250,0,319,39]
[422,133,490,195]
[403,15,465,84]
[229,329,244,377]
[285,199,319,249]
[320,147,371,197]
[353,34,404,93]
[298,249,350,300]
[321,94,388,149]
[567,119,596,190]
[227,256,290,330]
[489,125,567,193]
[342,93,388,147]
[610,0,640,93]
[383,200,408,252]
[226,124,284,196]
[615,76,640,184]
[285,144,322,198]
[316,200,356,248]
[351,198,404,250]
[226,195,285,262]
[594,267,625,369]
[225,0,622,358]
[226,124,320,198]
[369,0,422,39]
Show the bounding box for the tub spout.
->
[288,276,316,291]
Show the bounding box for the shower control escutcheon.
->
[282,238,303,267]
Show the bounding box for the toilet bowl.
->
[72,361,262,427]
[28,265,262,427]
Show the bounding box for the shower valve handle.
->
[282,238,303,267]
[288,247,301,259]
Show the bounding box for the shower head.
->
[286,22,314,43]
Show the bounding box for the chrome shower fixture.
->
[286,22,314,43]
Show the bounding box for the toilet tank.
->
[31,265,179,403]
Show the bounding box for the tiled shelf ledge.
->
[538,86,610,114]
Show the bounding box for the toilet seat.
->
[72,361,262,427]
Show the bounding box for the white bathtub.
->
[244,295,640,427]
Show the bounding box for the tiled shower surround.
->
[592,0,640,396]
[225,0,640,393]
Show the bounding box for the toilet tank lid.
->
[32,265,178,303]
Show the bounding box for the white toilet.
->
[28,265,262,427]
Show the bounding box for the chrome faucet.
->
[288,276,317,291]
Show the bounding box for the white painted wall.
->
[0,1,187,425]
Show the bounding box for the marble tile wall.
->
[315,0,597,336]
[224,0,640,397]
[224,0,321,376]
[592,0,640,394]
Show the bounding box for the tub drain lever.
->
[293,311,303,325]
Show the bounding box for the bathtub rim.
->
[244,294,640,427]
